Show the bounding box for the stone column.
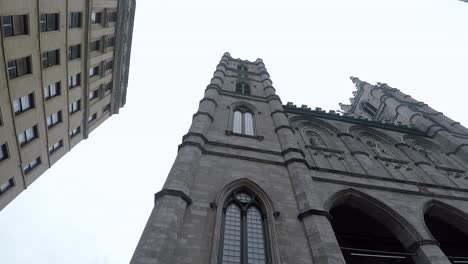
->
[262,67,345,264]
[411,243,451,264]
[130,55,226,264]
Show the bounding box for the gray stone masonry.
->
[131,53,468,264]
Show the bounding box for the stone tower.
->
[131,53,468,264]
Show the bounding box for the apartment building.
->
[0,0,135,210]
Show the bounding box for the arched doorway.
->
[328,191,417,264]
[425,202,468,263]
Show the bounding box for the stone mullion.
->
[411,243,451,264]
[131,63,222,264]
[265,79,345,263]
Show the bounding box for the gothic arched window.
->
[220,190,268,264]
[236,82,250,95]
[233,108,254,136]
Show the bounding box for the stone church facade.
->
[131,53,468,264]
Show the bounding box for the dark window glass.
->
[0,178,15,195]
[89,89,99,100]
[88,113,97,123]
[42,49,60,68]
[105,81,113,92]
[91,12,102,24]
[105,60,113,70]
[103,103,111,113]
[90,40,101,51]
[2,15,28,37]
[107,12,117,23]
[68,44,81,60]
[23,157,41,174]
[40,13,59,32]
[70,126,81,138]
[89,65,99,77]
[68,73,81,88]
[7,56,31,79]
[106,37,115,47]
[0,143,9,162]
[69,12,82,28]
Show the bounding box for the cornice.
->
[284,105,426,137]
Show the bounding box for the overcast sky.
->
[1,0,467,263]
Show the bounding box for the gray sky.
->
[1,0,467,263]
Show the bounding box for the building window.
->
[105,81,113,92]
[2,15,28,37]
[220,190,268,264]
[68,44,81,60]
[69,99,81,114]
[89,89,98,100]
[46,111,62,128]
[233,108,254,136]
[237,65,248,71]
[89,65,99,77]
[0,178,14,195]
[0,143,9,162]
[68,73,81,88]
[17,125,38,147]
[40,13,59,32]
[48,139,63,154]
[107,11,117,23]
[7,56,32,79]
[69,12,81,28]
[42,49,60,68]
[44,81,61,100]
[12,93,34,114]
[90,40,101,52]
[88,113,97,123]
[105,60,113,70]
[362,102,377,118]
[91,12,102,24]
[70,126,81,138]
[23,157,41,174]
[106,36,115,48]
[103,103,111,113]
[236,82,250,95]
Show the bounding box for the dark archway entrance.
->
[425,205,468,263]
[331,205,416,264]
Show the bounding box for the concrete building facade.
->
[131,53,468,264]
[0,0,135,211]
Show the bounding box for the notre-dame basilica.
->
[130,53,468,264]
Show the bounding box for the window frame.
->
[17,125,38,147]
[40,13,59,32]
[69,12,82,28]
[2,15,28,37]
[46,111,62,128]
[68,73,81,88]
[69,99,81,114]
[69,126,81,138]
[219,189,271,264]
[44,81,61,100]
[232,107,255,136]
[42,49,60,68]
[91,12,102,24]
[48,139,63,154]
[12,93,35,115]
[23,157,41,174]
[0,178,15,195]
[68,44,81,60]
[236,82,251,95]
[7,56,32,79]
[0,143,9,162]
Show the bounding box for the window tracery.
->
[220,190,268,264]
[236,82,250,95]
